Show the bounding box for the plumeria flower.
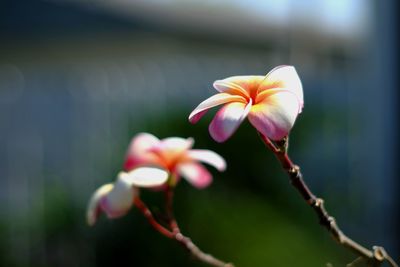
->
[188,65,304,142]
[87,167,168,226]
[124,133,226,189]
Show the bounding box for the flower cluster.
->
[88,66,303,226]
[85,65,399,267]
[87,133,225,225]
[87,65,304,266]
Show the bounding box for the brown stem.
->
[164,185,234,267]
[165,185,179,234]
[259,133,398,267]
[134,192,234,267]
[174,232,234,267]
[134,197,175,239]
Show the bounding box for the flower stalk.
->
[134,190,234,267]
[87,133,231,266]
[259,132,398,267]
[133,196,175,239]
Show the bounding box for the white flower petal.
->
[187,149,226,171]
[189,93,246,123]
[263,65,303,109]
[119,167,169,188]
[126,132,160,157]
[100,178,135,219]
[159,137,194,151]
[86,183,114,226]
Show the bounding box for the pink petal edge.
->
[209,100,252,142]
[177,162,213,189]
[188,93,246,124]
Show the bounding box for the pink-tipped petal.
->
[150,137,195,167]
[126,132,159,156]
[124,154,160,171]
[99,178,135,219]
[158,137,194,152]
[213,76,265,97]
[177,162,213,189]
[87,175,137,225]
[89,168,168,225]
[124,133,160,171]
[262,65,303,109]
[187,149,226,171]
[189,93,246,124]
[87,183,114,226]
[189,110,208,124]
[248,91,300,141]
[209,100,252,142]
[119,167,169,188]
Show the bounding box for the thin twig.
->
[258,132,398,267]
[174,232,234,267]
[134,193,234,267]
[347,256,365,267]
[134,197,174,238]
[164,185,234,267]
[165,185,179,234]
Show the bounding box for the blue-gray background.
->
[0,0,398,266]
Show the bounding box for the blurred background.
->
[0,0,398,266]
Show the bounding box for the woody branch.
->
[259,133,398,267]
